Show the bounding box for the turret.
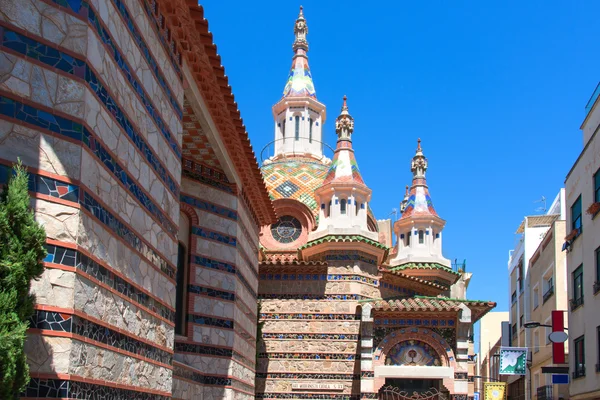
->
[270,7,327,161]
[390,139,450,267]
[310,97,377,241]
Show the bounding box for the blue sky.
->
[201,1,599,313]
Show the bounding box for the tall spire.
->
[400,139,438,219]
[322,96,364,185]
[282,6,316,98]
[311,97,376,242]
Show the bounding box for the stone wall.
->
[1,0,183,396]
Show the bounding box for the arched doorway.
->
[380,384,448,400]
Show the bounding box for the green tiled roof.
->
[390,262,461,276]
[299,235,388,251]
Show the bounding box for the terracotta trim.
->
[0,37,181,198]
[32,193,81,209]
[27,329,173,369]
[32,305,174,354]
[43,262,77,273]
[45,238,176,314]
[28,372,172,396]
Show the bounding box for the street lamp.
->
[523,321,568,330]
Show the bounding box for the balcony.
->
[572,366,586,379]
[542,286,554,304]
[594,281,600,295]
[536,385,553,400]
[570,296,584,311]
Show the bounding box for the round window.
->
[271,216,302,244]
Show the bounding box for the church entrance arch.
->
[372,327,460,396]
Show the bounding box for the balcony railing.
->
[542,285,554,304]
[570,296,584,311]
[572,366,586,379]
[536,385,553,400]
[585,81,600,115]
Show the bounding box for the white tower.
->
[271,7,327,161]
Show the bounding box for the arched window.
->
[340,199,347,214]
[419,230,424,244]
[295,115,300,140]
[176,213,191,336]
[327,200,332,218]
[309,118,313,143]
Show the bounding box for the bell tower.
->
[270,7,327,161]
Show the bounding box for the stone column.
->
[360,304,377,399]
[454,304,472,397]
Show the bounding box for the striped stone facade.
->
[1,0,274,398]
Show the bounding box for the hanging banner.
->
[483,382,507,400]
[499,347,527,375]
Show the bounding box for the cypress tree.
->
[0,160,47,399]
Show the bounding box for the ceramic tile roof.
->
[390,262,461,276]
[300,235,389,251]
[321,141,366,186]
[261,158,330,217]
[380,269,446,291]
[371,296,496,313]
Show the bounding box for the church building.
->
[0,0,494,398]
[256,7,496,400]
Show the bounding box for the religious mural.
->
[385,340,442,367]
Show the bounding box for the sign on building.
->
[483,382,507,400]
[498,347,527,375]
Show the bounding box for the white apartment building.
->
[564,82,600,400]
[507,190,566,400]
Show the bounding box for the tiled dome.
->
[261,157,330,217]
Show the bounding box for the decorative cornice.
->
[390,262,461,276]
[299,235,388,251]
[154,0,276,225]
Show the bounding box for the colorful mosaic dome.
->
[261,157,330,217]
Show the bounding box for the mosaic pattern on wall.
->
[23,378,170,399]
[374,318,455,327]
[30,310,173,365]
[261,157,329,216]
[181,193,237,221]
[256,373,359,380]
[258,352,356,360]
[48,244,175,321]
[187,314,234,329]
[0,28,180,197]
[260,313,358,321]
[0,164,78,202]
[258,294,362,301]
[384,340,442,366]
[323,250,378,265]
[262,333,358,340]
[192,254,257,299]
[183,158,233,193]
[257,394,357,400]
